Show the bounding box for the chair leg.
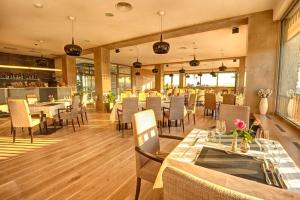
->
[168,120,170,133]
[77,116,81,127]
[71,119,75,132]
[81,113,84,125]
[188,113,190,121]
[85,112,88,121]
[39,124,42,134]
[182,119,185,132]
[121,123,124,137]
[193,114,196,125]
[10,121,13,135]
[160,121,163,135]
[135,177,141,200]
[12,127,16,143]
[28,127,33,143]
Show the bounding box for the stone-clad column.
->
[155,64,164,91]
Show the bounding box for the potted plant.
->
[257,88,272,115]
[103,91,116,112]
[229,119,260,153]
[287,89,296,118]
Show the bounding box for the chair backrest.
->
[132,110,160,173]
[81,93,88,107]
[8,99,32,127]
[223,94,236,105]
[219,104,250,132]
[187,93,197,112]
[204,93,216,110]
[71,95,81,116]
[26,94,38,105]
[122,97,138,123]
[146,97,162,120]
[169,96,185,120]
[163,166,255,200]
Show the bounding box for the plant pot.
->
[231,136,237,152]
[240,139,250,153]
[287,98,295,118]
[259,98,268,115]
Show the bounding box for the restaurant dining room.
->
[0,0,300,199]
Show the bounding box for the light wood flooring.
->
[0,108,299,200]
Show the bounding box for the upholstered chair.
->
[132,110,182,200]
[163,96,185,133]
[117,97,138,137]
[187,93,197,124]
[146,97,163,133]
[26,94,38,105]
[219,104,250,132]
[223,94,236,105]
[78,93,88,124]
[138,92,147,102]
[56,95,81,132]
[8,99,42,143]
[204,93,217,118]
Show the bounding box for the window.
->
[217,73,236,87]
[201,74,217,86]
[277,2,300,127]
[111,64,131,96]
[164,74,179,88]
[186,74,200,87]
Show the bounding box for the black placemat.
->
[195,147,266,184]
[43,103,62,106]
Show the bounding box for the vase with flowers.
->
[229,119,260,153]
[257,89,272,115]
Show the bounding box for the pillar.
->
[155,64,164,91]
[61,55,76,92]
[245,10,279,114]
[179,73,185,88]
[238,57,246,94]
[94,47,111,112]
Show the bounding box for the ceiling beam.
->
[82,14,248,54]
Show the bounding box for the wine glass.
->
[215,120,226,144]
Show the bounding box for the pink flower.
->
[234,119,246,130]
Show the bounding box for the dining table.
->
[153,128,300,198]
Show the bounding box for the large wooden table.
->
[153,129,300,199]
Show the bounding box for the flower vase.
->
[259,97,268,115]
[231,136,237,152]
[240,139,250,153]
[287,98,295,118]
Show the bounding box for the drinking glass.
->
[215,120,226,143]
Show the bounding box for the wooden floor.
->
[0,107,299,200]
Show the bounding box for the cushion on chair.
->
[30,118,40,127]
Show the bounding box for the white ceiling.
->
[0,0,279,58]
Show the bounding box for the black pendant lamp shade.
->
[152,68,159,73]
[179,67,185,74]
[186,74,190,78]
[189,55,200,66]
[153,34,170,54]
[210,71,217,77]
[64,38,82,56]
[169,74,173,77]
[198,73,203,77]
[135,71,141,76]
[219,62,227,71]
[36,56,48,66]
[133,58,142,68]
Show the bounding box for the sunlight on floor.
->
[0,137,62,160]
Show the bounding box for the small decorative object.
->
[48,94,55,102]
[153,11,170,54]
[287,89,296,118]
[257,89,272,115]
[228,119,260,153]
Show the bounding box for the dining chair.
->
[146,97,163,133]
[219,104,250,132]
[204,93,217,118]
[138,92,147,102]
[223,94,236,105]
[132,109,182,200]
[163,166,255,200]
[79,93,88,124]
[26,94,38,105]
[187,93,197,124]
[163,96,185,133]
[117,97,138,137]
[56,95,81,132]
[7,99,42,143]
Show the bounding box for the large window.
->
[277,2,300,127]
[111,64,131,96]
[217,72,236,87]
[164,74,179,88]
[185,72,236,87]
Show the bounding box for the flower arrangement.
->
[257,88,272,98]
[287,89,295,99]
[48,94,54,102]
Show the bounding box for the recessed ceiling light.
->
[67,16,76,21]
[105,13,114,17]
[84,39,91,43]
[3,46,18,50]
[33,3,43,8]
[129,49,134,51]
[178,46,187,50]
[115,2,132,12]
[157,10,166,16]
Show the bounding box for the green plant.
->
[104,91,116,103]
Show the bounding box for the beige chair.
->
[79,93,88,124]
[56,95,81,132]
[132,110,182,200]
[26,94,38,105]
[223,94,236,105]
[8,99,42,143]
[219,104,250,132]
[204,93,217,118]
[117,97,138,137]
[163,96,185,133]
[187,93,197,124]
[146,97,163,132]
[163,166,256,200]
